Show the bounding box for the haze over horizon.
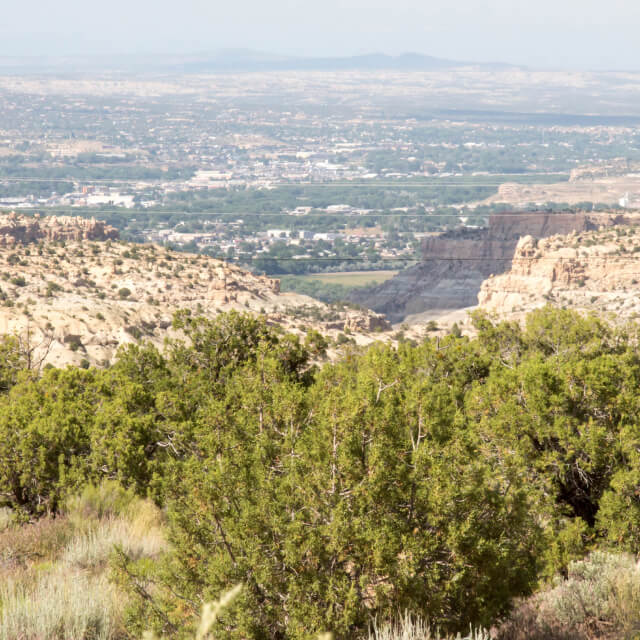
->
[2,0,640,71]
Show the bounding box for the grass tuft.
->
[63,480,137,524]
[63,516,166,570]
[369,612,489,640]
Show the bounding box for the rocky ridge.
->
[0,216,390,368]
[478,225,640,321]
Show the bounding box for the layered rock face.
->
[351,212,637,322]
[0,212,119,246]
[479,225,640,320]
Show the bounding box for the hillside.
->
[0,213,390,368]
[0,50,518,73]
[479,224,640,320]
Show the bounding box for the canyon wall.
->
[350,212,636,323]
[478,224,640,320]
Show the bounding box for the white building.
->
[267,229,292,239]
[86,193,135,208]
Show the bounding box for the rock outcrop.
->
[350,211,640,322]
[479,225,640,321]
[343,310,390,333]
[0,212,119,246]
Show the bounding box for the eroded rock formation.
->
[478,224,640,320]
[0,212,119,246]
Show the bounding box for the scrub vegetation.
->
[2,307,640,639]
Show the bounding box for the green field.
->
[302,270,398,287]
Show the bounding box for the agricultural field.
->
[303,270,399,286]
[280,270,399,303]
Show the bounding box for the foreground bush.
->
[118,316,541,639]
[6,309,640,637]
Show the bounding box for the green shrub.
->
[119,327,540,639]
[45,281,63,297]
[0,335,25,393]
[125,325,143,340]
[64,334,84,351]
[0,363,171,515]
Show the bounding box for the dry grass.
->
[369,612,489,640]
[0,570,123,640]
[61,481,166,569]
[63,482,135,521]
[0,482,167,640]
[497,551,640,640]
[0,508,13,532]
[63,509,166,570]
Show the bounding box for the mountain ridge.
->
[0,50,521,73]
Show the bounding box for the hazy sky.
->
[3,0,640,70]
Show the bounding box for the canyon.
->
[5,211,640,369]
[350,211,639,323]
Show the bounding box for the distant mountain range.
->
[0,50,521,73]
[178,49,520,72]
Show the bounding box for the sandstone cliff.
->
[351,212,639,323]
[479,225,640,321]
